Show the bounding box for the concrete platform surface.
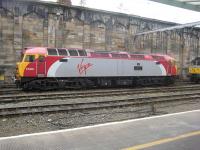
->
[0,110,200,150]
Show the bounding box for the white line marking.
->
[0,109,200,141]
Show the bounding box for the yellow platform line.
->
[123,130,200,150]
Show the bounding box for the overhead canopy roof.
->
[150,0,200,12]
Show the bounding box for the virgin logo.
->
[77,59,93,75]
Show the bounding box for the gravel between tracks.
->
[0,86,200,137]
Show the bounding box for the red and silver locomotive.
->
[15,47,177,90]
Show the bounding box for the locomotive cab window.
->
[47,48,58,56]
[68,49,78,56]
[78,50,87,56]
[24,55,35,62]
[58,49,68,56]
[38,55,45,62]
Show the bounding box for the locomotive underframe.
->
[190,74,200,83]
[17,76,176,91]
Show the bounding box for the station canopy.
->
[150,0,200,12]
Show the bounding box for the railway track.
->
[0,91,199,116]
[0,88,21,95]
[0,84,200,103]
[0,84,16,88]
[0,84,200,117]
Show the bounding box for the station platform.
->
[0,110,200,150]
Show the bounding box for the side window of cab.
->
[24,55,35,62]
[38,55,45,62]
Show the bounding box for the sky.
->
[42,0,200,24]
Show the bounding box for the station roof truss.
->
[135,21,200,36]
[134,21,200,58]
[150,0,200,12]
[135,1,200,38]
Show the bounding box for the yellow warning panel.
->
[189,67,200,74]
[0,73,4,81]
[0,73,4,80]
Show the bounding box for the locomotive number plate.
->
[134,66,143,71]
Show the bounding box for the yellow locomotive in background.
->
[189,57,200,83]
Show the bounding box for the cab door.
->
[37,55,46,77]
